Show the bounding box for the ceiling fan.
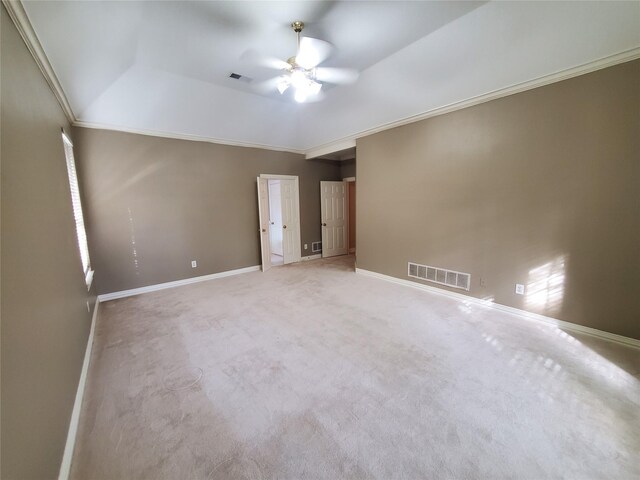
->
[248,21,359,103]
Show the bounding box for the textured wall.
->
[356,60,640,339]
[73,127,342,294]
[1,8,96,479]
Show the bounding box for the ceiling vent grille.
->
[229,72,253,83]
[408,262,470,291]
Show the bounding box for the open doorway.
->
[257,174,302,271]
[313,146,356,260]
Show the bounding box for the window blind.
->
[62,132,92,285]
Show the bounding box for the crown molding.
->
[72,121,307,155]
[306,46,640,156]
[76,38,639,159]
[7,0,637,158]
[3,0,76,123]
[305,139,356,160]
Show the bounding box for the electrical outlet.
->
[515,284,525,295]
[191,260,197,268]
[304,244,308,250]
[480,277,487,287]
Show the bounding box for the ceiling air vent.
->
[408,262,470,291]
[229,72,253,83]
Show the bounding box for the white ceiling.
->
[22,1,640,153]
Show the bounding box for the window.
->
[62,131,93,289]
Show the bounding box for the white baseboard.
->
[58,300,100,480]
[356,268,640,350]
[302,254,322,261]
[98,265,260,302]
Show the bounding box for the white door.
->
[257,177,271,271]
[268,180,283,256]
[320,181,348,258]
[280,179,301,264]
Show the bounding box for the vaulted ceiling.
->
[21,1,640,154]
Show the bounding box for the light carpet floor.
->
[71,256,640,479]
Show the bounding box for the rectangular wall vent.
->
[229,72,253,83]
[312,241,322,253]
[408,262,470,291]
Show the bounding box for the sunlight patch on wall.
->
[128,207,140,276]
[525,255,567,316]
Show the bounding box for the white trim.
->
[97,265,260,302]
[74,121,306,155]
[356,268,640,350]
[306,47,640,154]
[58,300,99,480]
[2,0,76,123]
[301,254,322,261]
[305,139,357,159]
[259,174,299,180]
[343,177,356,182]
[7,0,638,158]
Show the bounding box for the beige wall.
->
[1,8,97,479]
[357,59,640,339]
[72,128,342,294]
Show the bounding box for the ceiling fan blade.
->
[240,49,290,71]
[304,90,327,103]
[315,68,359,85]
[296,37,333,70]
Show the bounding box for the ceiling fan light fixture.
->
[291,74,322,102]
[250,20,345,102]
[308,80,322,96]
[290,69,308,89]
[294,88,308,103]
[276,75,291,94]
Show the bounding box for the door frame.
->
[259,174,302,264]
[343,177,356,254]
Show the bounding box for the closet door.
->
[320,181,348,258]
[257,177,271,271]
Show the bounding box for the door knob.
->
[283,225,287,229]
[261,228,266,232]
[322,223,327,227]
